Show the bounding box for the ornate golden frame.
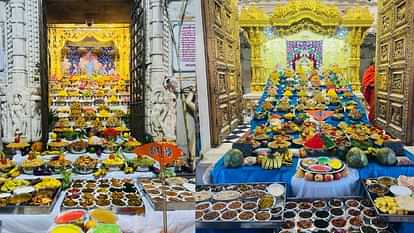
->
[239,0,374,92]
[48,24,130,79]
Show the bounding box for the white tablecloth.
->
[291,167,360,198]
[0,191,195,233]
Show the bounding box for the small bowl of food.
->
[298,210,313,220]
[255,211,271,221]
[360,199,373,209]
[270,207,283,217]
[367,183,388,197]
[329,199,343,208]
[203,211,220,221]
[362,208,377,224]
[314,219,329,231]
[196,211,204,221]
[285,201,297,210]
[280,220,295,231]
[330,217,346,230]
[297,219,313,230]
[314,210,330,221]
[211,202,227,212]
[371,218,388,230]
[298,201,312,210]
[330,208,344,218]
[312,200,327,210]
[242,201,258,212]
[283,210,296,220]
[346,208,361,217]
[227,200,242,210]
[220,210,238,221]
[238,211,254,221]
[345,199,360,209]
[348,216,363,230]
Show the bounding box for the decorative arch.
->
[48,24,130,79]
[239,0,374,92]
[271,0,341,36]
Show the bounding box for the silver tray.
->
[196,182,286,229]
[139,177,195,211]
[362,179,414,222]
[0,188,61,215]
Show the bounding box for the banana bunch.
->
[1,179,30,192]
[261,155,283,169]
[34,177,61,190]
[94,168,108,178]
[7,166,20,178]
[281,151,293,166]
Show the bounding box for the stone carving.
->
[382,15,391,32]
[378,72,388,91]
[30,94,42,141]
[394,39,405,59]
[380,44,389,62]
[391,72,403,94]
[391,104,403,128]
[396,3,406,25]
[10,93,28,138]
[378,100,387,119]
[149,77,177,141]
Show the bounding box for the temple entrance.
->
[39,0,146,142]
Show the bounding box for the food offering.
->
[281,197,393,233]
[122,137,141,153]
[62,178,145,215]
[363,177,414,222]
[0,177,61,214]
[68,140,88,154]
[73,156,98,174]
[195,183,286,228]
[295,157,348,182]
[140,177,195,211]
[22,153,45,174]
[102,153,125,171]
[52,208,121,233]
[0,152,16,172]
[47,155,72,173]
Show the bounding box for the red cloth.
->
[362,65,376,122]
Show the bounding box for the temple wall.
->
[0,0,41,143]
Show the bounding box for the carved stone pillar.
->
[347,27,366,93]
[247,27,266,92]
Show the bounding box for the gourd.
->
[376,147,397,166]
[346,147,368,168]
[223,149,244,168]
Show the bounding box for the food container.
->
[238,210,254,221]
[220,210,238,221]
[298,210,313,220]
[371,218,388,230]
[346,207,361,217]
[329,199,343,208]
[211,202,227,212]
[345,199,360,209]
[283,210,297,220]
[313,219,329,231]
[360,199,373,209]
[241,201,258,212]
[314,210,330,221]
[297,219,313,230]
[360,225,377,233]
[226,200,242,210]
[298,202,312,210]
[362,208,377,224]
[348,216,363,230]
[255,211,271,221]
[285,201,297,210]
[280,220,295,231]
[312,200,327,210]
[330,217,346,231]
[367,183,388,197]
[270,207,283,218]
[330,208,344,218]
[203,211,220,221]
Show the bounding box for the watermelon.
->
[346,147,368,168]
[376,147,397,165]
[223,149,244,168]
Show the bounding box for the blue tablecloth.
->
[291,167,361,198]
[211,157,299,196]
